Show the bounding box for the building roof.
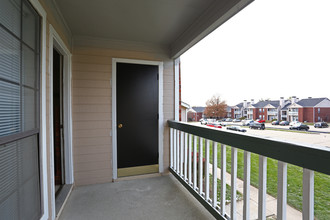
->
[253,100,280,108]
[192,106,205,113]
[296,97,329,107]
[281,102,291,110]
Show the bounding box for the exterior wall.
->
[298,108,304,122]
[187,111,197,121]
[301,107,314,122]
[196,112,203,121]
[231,109,235,118]
[315,107,330,122]
[72,46,174,186]
[180,107,188,122]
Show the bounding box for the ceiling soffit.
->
[53,0,253,57]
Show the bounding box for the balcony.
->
[267,111,278,116]
[288,111,299,116]
[167,120,329,220]
[53,120,330,220]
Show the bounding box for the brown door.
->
[116,62,159,177]
[53,48,64,186]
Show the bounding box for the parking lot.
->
[193,122,330,148]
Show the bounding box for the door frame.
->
[112,58,164,180]
[49,25,73,219]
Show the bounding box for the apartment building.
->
[232,97,330,122]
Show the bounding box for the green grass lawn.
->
[195,138,330,219]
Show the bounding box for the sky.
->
[181,0,330,107]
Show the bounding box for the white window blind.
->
[0,0,41,219]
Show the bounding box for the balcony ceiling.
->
[54,0,252,57]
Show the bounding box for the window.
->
[0,0,41,219]
[318,108,320,113]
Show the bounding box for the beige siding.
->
[72,46,174,186]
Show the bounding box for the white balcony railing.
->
[288,111,298,116]
[168,120,329,220]
[267,111,277,116]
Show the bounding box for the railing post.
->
[180,131,184,176]
[220,144,226,216]
[212,142,218,208]
[173,129,177,171]
[193,135,197,190]
[199,137,204,195]
[231,147,238,220]
[303,168,314,220]
[277,161,287,220]
[188,134,192,185]
[205,140,210,201]
[176,130,180,173]
[243,151,251,220]
[258,155,267,220]
[170,128,173,168]
[184,132,188,180]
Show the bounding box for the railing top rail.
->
[168,120,330,175]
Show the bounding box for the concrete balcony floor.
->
[58,174,215,220]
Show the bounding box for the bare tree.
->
[204,95,227,119]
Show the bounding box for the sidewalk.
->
[210,166,302,220]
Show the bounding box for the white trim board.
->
[111,58,164,180]
[49,25,73,220]
[28,1,48,220]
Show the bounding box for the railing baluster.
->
[277,161,287,220]
[231,147,238,220]
[220,144,226,215]
[176,130,180,172]
[180,131,184,176]
[193,135,197,190]
[199,137,204,195]
[243,151,251,220]
[188,134,192,185]
[184,132,188,180]
[173,129,177,171]
[205,139,210,201]
[170,128,173,168]
[212,142,218,208]
[258,155,267,220]
[303,168,314,220]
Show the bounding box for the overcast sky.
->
[181,0,330,107]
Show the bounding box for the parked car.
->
[279,121,289,126]
[226,126,246,132]
[314,122,329,128]
[289,121,300,126]
[232,119,241,122]
[207,122,222,128]
[272,120,280,125]
[200,119,207,125]
[289,123,309,131]
[225,118,233,122]
[257,119,266,123]
[242,119,254,126]
[219,121,228,126]
[249,122,265,130]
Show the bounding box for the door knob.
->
[118,123,123,128]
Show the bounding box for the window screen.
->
[0,0,41,219]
